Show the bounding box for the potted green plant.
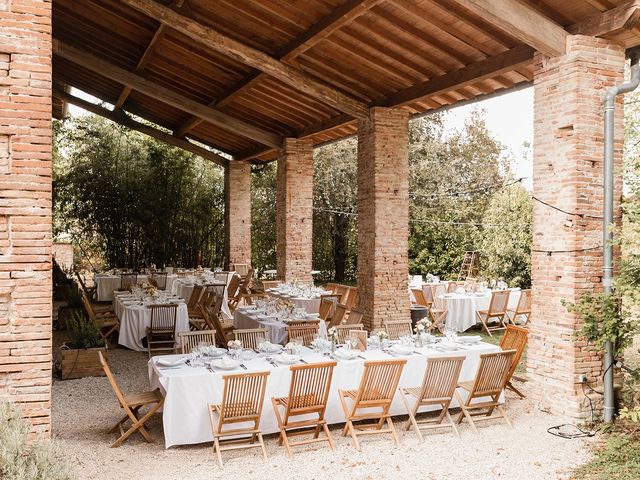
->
[57,282,84,330]
[60,310,107,380]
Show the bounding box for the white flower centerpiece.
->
[327,326,338,352]
[414,318,432,347]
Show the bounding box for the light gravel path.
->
[52,337,592,480]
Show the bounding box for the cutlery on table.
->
[240,364,247,370]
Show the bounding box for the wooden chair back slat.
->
[179,330,216,353]
[287,321,320,346]
[233,328,268,350]
[327,303,348,328]
[186,284,204,310]
[203,285,227,345]
[472,350,516,396]
[412,288,430,307]
[419,356,465,400]
[355,359,406,404]
[213,271,230,285]
[218,371,269,425]
[500,325,529,377]
[382,319,412,340]
[286,362,336,415]
[318,295,339,321]
[98,351,128,408]
[334,285,349,303]
[516,289,532,313]
[335,323,364,344]
[149,304,178,331]
[120,273,138,290]
[344,307,364,325]
[231,263,249,277]
[344,287,358,310]
[488,290,511,315]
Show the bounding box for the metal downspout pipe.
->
[602,49,640,423]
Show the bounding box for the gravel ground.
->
[52,334,592,480]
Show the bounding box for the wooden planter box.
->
[61,345,107,380]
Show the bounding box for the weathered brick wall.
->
[224,160,251,269]
[528,36,625,419]
[276,138,313,283]
[357,107,410,330]
[52,242,72,270]
[0,0,53,435]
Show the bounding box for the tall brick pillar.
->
[276,138,313,283]
[357,107,410,330]
[224,161,251,268]
[0,0,53,435]
[528,36,625,419]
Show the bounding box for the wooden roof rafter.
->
[175,0,385,138]
[120,0,370,119]
[52,39,284,150]
[56,89,229,168]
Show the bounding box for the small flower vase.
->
[414,335,423,348]
[331,339,336,353]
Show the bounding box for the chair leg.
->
[213,437,223,468]
[506,381,526,399]
[454,391,478,434]
[281,429,293,458]
[387,416,399,446]
[399,390,423,441]
[258,432,268,460]
[446,410,460,437]
[347,421,360,451]
[323,423,335,450]
[496,405,512,428]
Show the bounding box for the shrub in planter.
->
[0,400,74,480]
[60,310,107,380]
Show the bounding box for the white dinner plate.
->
[211,359,241,370]
[156,358,186,367]
[274,354,301,365]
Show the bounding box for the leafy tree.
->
[251,162,277,273]
[477,184,532,287]
[53,115,225,269]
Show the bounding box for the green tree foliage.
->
[477,184,532,287]
[53,115,225,269]
[251,162,277,273]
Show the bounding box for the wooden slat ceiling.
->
[52,0,639,163]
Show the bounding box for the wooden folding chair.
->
[476,290,511,336]
[226,274,242,312]
[412,288,431,307]
[319,295,339,322]
[149,272,168,290]
[344,287,358,311]
[213,271,231,285]
[120,273,138,290]
[446,281,463,294]
[146,304,178,357]
[208,371,270,467]
[400,356,465,440]
[499,325,529,398]
[344,307,364,325]
[233,328,268,350]
[287,321,320,346]
[454,349,517,433]
[507,289,532,325]
[81,292,119,346]
[203,286,233,346]
[187,284,206,329]
[428,304,448,333]
[99,351,164,447]
[179,330,216,354]
[382,319,412,340]
[324,282,338,294]
[271,361,337,458]
[338,359,406,451]
[335,323,365,344]
[334,284,349,303]
[327,303,348,328]
[75,270,97,302]
[230,263,249,277]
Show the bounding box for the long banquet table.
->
[94,273,178,302]
[114,292,189,351]
[233,308,328,344]
[148,341,500,448]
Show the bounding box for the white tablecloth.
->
[233,309,327,345]
[114,294,189,351]
[94,274,177,301]
[148,342,501,448]
[436,289,521,332]
[171,275,233,321]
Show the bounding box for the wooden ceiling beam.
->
[447,0,568,57]
[114,0,185,109]
[568,0,640,38]
[175,0,383,137]
[53,39,283,149]
[56,89,229,167]
[121,0,369,119]
[376,44,535,108]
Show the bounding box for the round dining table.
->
[435,288,521,332]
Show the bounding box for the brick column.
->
[0,0,53,435]
[224,161,251,268]
[276,138,313,283]
[357,107,410,330]
[529,36,625,419]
